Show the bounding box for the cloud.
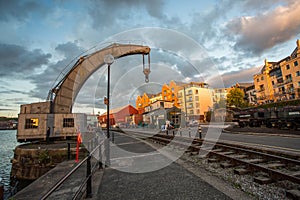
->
[87,0,165,29]
[225,0,300,54]
[27,41,85,100]
[241,0,286,11]
[0,43,51,78]
[0,0,45,22]
[220,66,262,87]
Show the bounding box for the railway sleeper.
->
[253,176,274,184]
[286,189,300,200]
[220,162,236,168]
[260,162,286,169]
[220,161,237,169]
[218,151,236,155]
[234,168,250,175]
[211,148,223,153]
[229,154,248,159]
[289,171,300,178]
[208,158,219,163]
[241,158,265,164]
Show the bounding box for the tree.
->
[227,88,246,108]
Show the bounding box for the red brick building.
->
[98,105,142,127]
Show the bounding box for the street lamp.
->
[104,54,114,138]
[104,54,114,166]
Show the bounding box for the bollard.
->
[99,143,103,169]
[0,184,3,200]
[198,125,202,139]
[112,132,114,143]
[86,156,92,198]
[188,128,191,137]
[180,129,182,136]
[67,143,71,160]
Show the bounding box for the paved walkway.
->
[91,131,235,200]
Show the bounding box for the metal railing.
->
[40,134,106,200]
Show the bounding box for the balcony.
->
[285,78,292,84]
[257,88,265,92]
[287,88,295,94]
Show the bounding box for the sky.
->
[0,0,300,117]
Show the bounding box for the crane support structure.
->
[51,43,150,114]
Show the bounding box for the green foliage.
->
[227,88,246,108]
[38,150,50,164]
[205,111,213,122]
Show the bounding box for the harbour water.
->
[0,130,19,199]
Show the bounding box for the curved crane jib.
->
[52,43,151,114]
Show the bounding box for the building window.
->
[63,118,74,127]
[195,96,199,101]
[286,64,290,70]
[285,74,292,83]
[295,61,299,67]
[298,82,300,87]
[195,90,198,94]
[25,118,39,129]
[296,71,300,76]
[261,76,264,81]
[259,85,264,91]
[257,78,259,82]
[160,102,164,108]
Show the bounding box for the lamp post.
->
[104,54,114,136]
[104,54,114,166]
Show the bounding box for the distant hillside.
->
[0,117,18,121]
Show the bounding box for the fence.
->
[40,132,107,200]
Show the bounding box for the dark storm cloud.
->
[0,108,15,111]
[27,41,85,100]
[225,0,300,55]
[87,0,165,28]
[0,43,51,78]
[0,0,44,21]
[189,1,234,44]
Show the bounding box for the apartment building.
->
[212,88,228,104]
[254,39,300,104]
[177,82,213,122]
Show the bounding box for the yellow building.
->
[212,88,229,104]
[254,39,300,104]
[177,82,213,122]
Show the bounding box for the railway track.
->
[123,130,300,199]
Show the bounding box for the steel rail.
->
[145,133,300,184]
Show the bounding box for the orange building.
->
[136,80,184,112]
